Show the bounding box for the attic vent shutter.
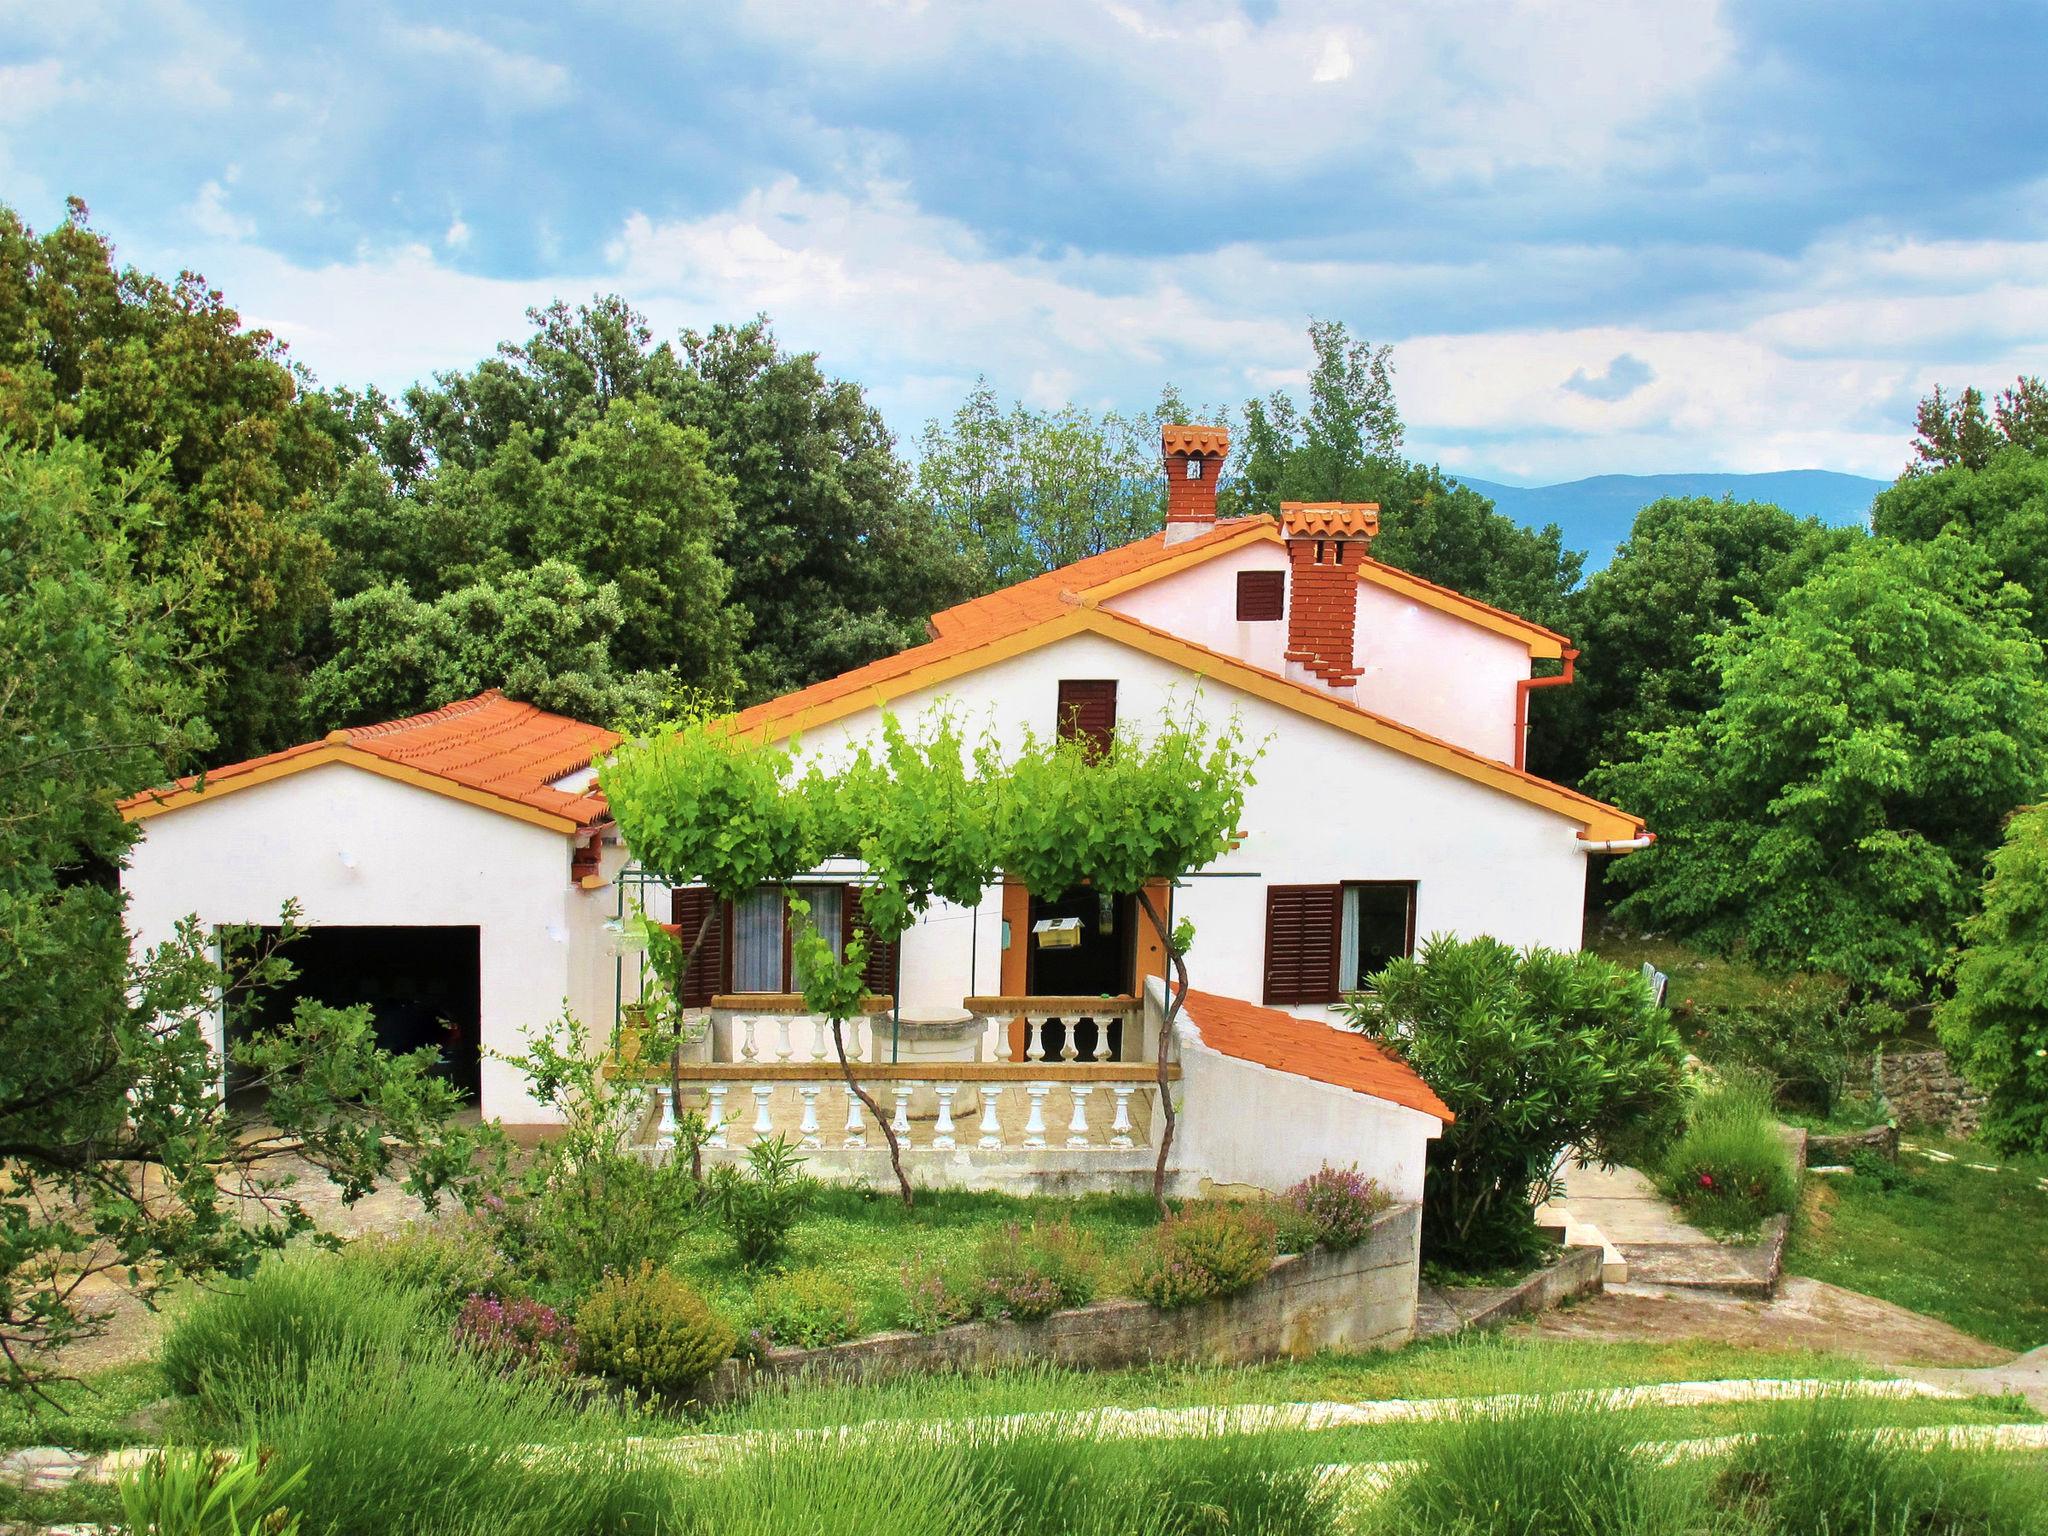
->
[1236,569,1285,621]
[1056,680,1117,760]
[1262,884,1340,1006]
[669,886,727,1008]
[842,885,900,1001]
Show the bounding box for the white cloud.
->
[151,173,2048,482]
[0,59,67,122]
[185,178,254,240]
[1310,33,1353,85]
[392,25,571,109]
[445,216,471,249]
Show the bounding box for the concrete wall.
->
[781,627,1593,1025]
[708,1200,1422,1400]
[120,763,616,1122]
[1173,999,1441,1205]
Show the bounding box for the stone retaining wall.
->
[705,1201,1421,1402]
[1866,1049,1985,1138]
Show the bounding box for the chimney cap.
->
[1281,502,1381,540]
[1162,423,1230,458]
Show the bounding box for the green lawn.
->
[667,1185,1163,1335]
[0,1360,165,1453]
[1585,925,1789,1013]
[1785,1140,2048,1352]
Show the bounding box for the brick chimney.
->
[1281,502,1380,689]
[1162,424,1230,544]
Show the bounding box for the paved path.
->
[1539,1157,1788,1293]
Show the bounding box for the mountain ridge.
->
[1450,469,1888,569]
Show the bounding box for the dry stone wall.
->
[1866,1049,1986,1138]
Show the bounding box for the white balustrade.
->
[1110,1085,1136,1149]
[797,1085,822,1149]
[1066,1084,1093,1147]
[843,1090,867,1148]
[705,1084,729,1148]
[750,1082,775,1137]
[890,1084,913,1145]
[654,1085,677,1149]
[1023,1083,1050,1149]
[978,1085,1005,1148]
[932,1084,958,1150]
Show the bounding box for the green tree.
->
[302,561,684,729]
[1351,935,1685,1268]
[996,708,1260,1209]
[1937,803,2048,1154]
[0,199,342,759]
[1873,448,2048,644]
[1217,319,1581,634]
[1594,534,2048,996]
[0,441,481,1390]
[1910,376,2048,471]
[914,381,1192,588]
[1546,497,1861,783]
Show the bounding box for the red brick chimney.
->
[1281,503,1380,689]
[1162,424,1230,544]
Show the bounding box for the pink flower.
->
[1698,1173,1715,1189]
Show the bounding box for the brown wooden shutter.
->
[1056,680,1118,760]
[1236,569,1285,621]
[670,887,727,1007]
[842,885,900,1001]
[1263,884,1341,1005]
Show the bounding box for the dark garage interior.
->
[231,925,482,1101]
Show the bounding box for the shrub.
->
[974,1219,1100,1322]
[160,1248,435,1399]
[705,1135,818,1268]
[509,1152,695,1297]
[1683,976,1887,1116]
[454,1295,577,1375]
[575,1261,736,1395]
[1133,1205,1276,1310]
[1938,800,2048,1155]
[342,1219,508,1318]
[118,1442,308,1536]
[1352,935,1687,1269]
[1374,1394,1702,1536]
[1715,1390,2046,1535]
[1283,1165,1391,1251]
[750,1267,863,1349]
[1659,1071,1800,1233]
[897,1253,976,1335]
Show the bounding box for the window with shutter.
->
[1262,884,1341,1005]
[669,886,728,1007]
[1236,569,1285,621]
[1056,680,1117,759]
[841,885,900,1001]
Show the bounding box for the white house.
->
[119,425,1643,1201]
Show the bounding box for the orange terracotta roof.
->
[1183,989,1453,1122]
[119,691,618,833]
[1162,423,1231,457]
[1281,503,1381,540]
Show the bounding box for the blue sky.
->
[3,1,2044,482]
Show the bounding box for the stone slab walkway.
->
[1538,1154,1792,1296]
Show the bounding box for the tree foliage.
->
[1594,534,2048,996]
[1351,935,1685,1267]
[0,440,483,1390]
[1937,803,2048,1155]
[1544,496,1861,783]
[1909,375,2048,471]
[913,380,1195,589]
[0,199,342,759]
[1873,446,2048,643]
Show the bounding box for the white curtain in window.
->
[732,888,784,992]
[791,885,844,988]
[1340,885,1362,992]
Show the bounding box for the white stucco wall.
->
[1104,547,1534,763]
[1351,580,1532,763]
[775,626,1593,1023]
[1172,1012,1440,1203]
[1104,541,1293,675]
[120,763,615,1123]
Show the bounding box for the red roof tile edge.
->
[1182,988,1453,1123]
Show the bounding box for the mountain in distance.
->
[1451,470,1889,570]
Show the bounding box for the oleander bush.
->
[974,1219,1101,1321]
[1658,1070,1801,1233]
[1132,1204,1276,1310]
[160,1248,435,1399]
[749,1267,863,1349]
[1283,1165,1392,1251]
[575,1261,736,1395]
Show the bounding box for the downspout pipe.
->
[1578,833,1656,853]
[1513,647,1578,772]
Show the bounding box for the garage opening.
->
[229,926,482,1102]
